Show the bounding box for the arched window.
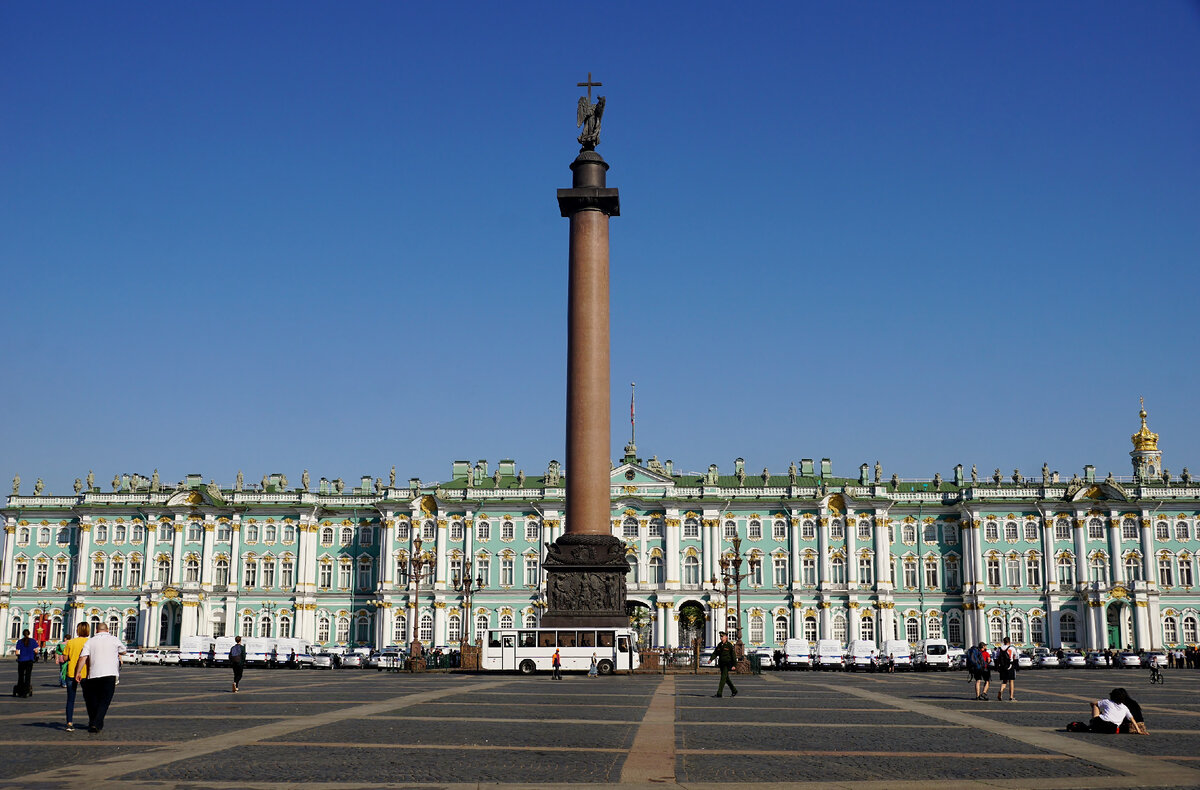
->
[95,525,108,542]
[156,557,171,583]
[317,616,331,643]
[185,558,199,582]
[1010,615,1025,644]
[282,524,295,543]
[905,617,920,642]
[803,616,818,643]
[774,615,789,643]
[1090,556,1109,584]
[902,523,916,544]
[1125,555,1141,581]
[1183,616,1198,643]
[723,520,737,539]
[450,521,464,541]
[131,524,145,542]
[393,613,407,642]
[1059,611,1078,644]
[320,527,334,546]
[448,614,463,641]
[498,613,513,631]
[947,613,963,646]
[748,614,764,643]
[475,614,489,644]
[926,616,942,639]
[830,556,846,584]
[860,616,875,642]
[124,616,137,643]
[241,615,254,637]
[187,522,202,542]
[356,616,370,643]
[1030,615,1044,645]
[340,527,353,545]
[259,615,271,638]
[1058,555,1075,586]
[627,555,638,584]
[423,520,437,541]
[829,518,844,540]
[649,556,664,585]
[1156,521,1170,540]
[682,555,700,586]
[1088,519,1105,540]
[832,613,847,643]
[989,616,1004,643]
[335,615,350,642]
[1163,617,1178,644]
[523,612,537,629]
[1005,522,1019,542]
[500,520,514,541]
[624,517,640,538]
[476,521,490,541]
[726,613,738,636]
[801,520,815,540]
[214,559,229,586]
[748,520,762,539]
[245,524,259,543]
[108,614,119,635]
[683,518,700,538]
[278,614,292,639]
[264,524,276,543]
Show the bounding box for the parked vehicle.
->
[1062,652,1087,668]
[1016,652,1034,669]
[1145,652,1168,668]
[947,646,966,670]
[883,640,913,670]
[783,638,813,670]
[139,649,163,665]
[1118,652,1142,668]
[339,653,364,668]
[160,649,181,666]
[1037,653,1060,668]
[815,639,845,670]
[180,635,222,666]
[310,652,334,669]
[847,640,879,671]
[913,639,950,671]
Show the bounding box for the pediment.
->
[165,485,225,508]
[611,463,674,486]
[1066,481,1128,503]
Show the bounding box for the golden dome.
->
[1131,401,1159,452]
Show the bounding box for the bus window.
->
[579,631,596,648]
[519,631,536,647]
[538,631,556,648]
[489,631,501,647]
[502,636,515,648]
[597,631,614,648]
[558,631,579,648]
[617,636,630,653]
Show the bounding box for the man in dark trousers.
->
[75,622,127,732]
[14,629,38,696]
[229,636,246,693]
[710,632,738,698]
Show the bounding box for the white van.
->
[783,638,813,670]
[815,639,845,670]
[180,635,221,666]
[882,639,913,670]
[846,640,878,671]
[914,638,950,670]
[274,638,315,667]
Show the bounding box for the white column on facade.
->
[146,599,160,647]
[380,512,395,587]
[201,518,215,585]
[1139,512,1155,586]
[874,515,889,588]
[1072,514,1088,588]
[791,602,804,639]
[2,520,17,590]
[849,603,862,643]
[790,511,802,584]
[181,601,198,639]
[172,515,185,585]
[817,513,830,585]
[664,509,680,589]
[1039,512,1054,589]
[1088,602,1105,651]
[845,511,858,586]
[433,602,446,645]
[229,519,242,593]
[1138,599,1157,649]
[1108,514,1124,585]
[75,519,93,591]
[435,514,447,589]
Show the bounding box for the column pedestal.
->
[540,534,629,628]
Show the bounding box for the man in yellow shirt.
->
[62,623,90,732]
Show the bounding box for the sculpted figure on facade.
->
[112,474,120,492]
[1182,467,1192,485]
[33,478,44,495]
[1011,469,1021,484]
[335,478,345,494]
[151,469,160,492]
[971,464,978,484]
[890,473,899,490]
[235,470,243,492]
[11,474,18,495]
[259,474,268,491]
[375,477,383,494]
[874,461,882,484]
[517,470,526,488]
[389,466,396,487]
[301,469,309,491]
[278,474,287,490]
[933,472,942,488]
[788,462,797,485]
[74,478,83,494]
[493,469,502,488]
[993,468,1002,486]
[761,467,770,486]
[86,470,94,490]
[1042,463,1050,483]
[1162,470,1171,486]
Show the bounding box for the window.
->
[1091,556,1109,584]
[775,520,789,540]
[95,525,108,542]
[476,521,490,541]
[902,523,916,544]
[278,614,292,639]
[749,557,763,586]
[1180,558,1193,587]
[524,557,538,586]
[450,521,464,541]
[947,614,963,646]
[1006,557,1021,587]
[59,526,73,544]
[338,563,351,589]
[420,520,435,541]
[500,557,514,586]
[986,557,1001,586]
[924,522,938,543]
[802,557,816,586]
[857,520,872,541]
[129,559,142,587]
[1059,612,1078,643]
[525,521,540,541]
[1058,556,1074,586]
[902,558,917,588]
[359,526,372,546]
[985,522,999,542]
[448,614,462,642]
[1184,616,1198,643]
[124,616,137,643]
[830,557,846,584]
[1031,615,1044,644]
[31,560,47,589]
[17,527,29,545]
[772,614,788,643]
[860,616,875,641]
[1024,522,1038,542]
[832,614,847,643]
[281,559,294,589]
[356,616,370,643]
[801,520,815,540]
[319,563,332,590]
[1005,522,1019,542]
[500,521,514,541]
[859,556,873,585]
[1159,557,1174,586]
[259,615,271,638]
[476,558,490,586]
[1088,519,1104,541]
[1163,617,1178,644]
[1176,522,1191,542]
[683,518,699,539]
[1125,555,1141,581]
[241,615,254,637]
[282,524,295,543]
[829,519,844,540]
[55,560,69,588]
[187,523,202,542]
[341,527,354,545]
[396,521,410,541]
[945,558,960,590]
[156,557,171,583]
[357,561,372,590]
[773,557,787,586]
[393,614,407,642]
[645,556,662,584]
[748,520,762,540]
[246,525,259,543]
[988,616,1003,643]
[336,616,350,642]
[1026,556,1041,587]
[945,524,958,545]
[925,559,938,589]
[1055,520,1070,541]
[927,616,942,639]
[682,555,699,586]
[626,556,638,584]
[749,614,764,643]
[1122,519,1138,540]
[216,522,231,541]
[648,518,664,537]
[185,558,200,583]
[803,616,817,642]
[214,559,229,586]
[158,523,174,542]
[1010,616,1025,644]
[243,560,257,587]
[262,560,276,588]
[475,615,489,644]
[318,616,331,643]
[396,555,409,585]
[723,520,736,539]
[1156,521,1170,540]
[320,527,334,546]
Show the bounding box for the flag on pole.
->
[630,382,636,442]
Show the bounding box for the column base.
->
[540,533,630,628]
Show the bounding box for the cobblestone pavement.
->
[0,661,1197,789]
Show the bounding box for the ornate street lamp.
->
[454,556,485,647]
[407,537,436,657]
[718,534,750,647]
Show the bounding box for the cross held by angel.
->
[576,72,605,150]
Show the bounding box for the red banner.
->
[33,616,50,644]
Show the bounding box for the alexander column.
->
[541,74,629,628]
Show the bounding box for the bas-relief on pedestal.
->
[540,533,629,628]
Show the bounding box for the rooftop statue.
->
[302,469,310,491]
[971,464,978,484]
[389,466,396,487]
[74,478,83,494]
[151,469,160,493]
[34,478,44,495]
[235,470,244,492]
[11,474,18,495]
[86,470,94,490]
[874,462,882,484]
[575,73,606,150]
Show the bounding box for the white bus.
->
[480,627,640,675]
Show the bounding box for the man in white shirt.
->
[1088,687,1134,734]
[995,637,1018,701]
[75,622,127,733]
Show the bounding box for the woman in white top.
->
[1088,688,1134,734]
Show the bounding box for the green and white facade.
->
[3,409,1198,653]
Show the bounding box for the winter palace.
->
[3,407,1198,654]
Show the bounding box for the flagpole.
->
[630,382,636,445]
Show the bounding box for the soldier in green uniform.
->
[710,632,739,698]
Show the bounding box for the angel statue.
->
[577,95,606,150]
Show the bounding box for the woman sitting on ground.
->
[1118,691,1149,735]
[1089,688,1135,734]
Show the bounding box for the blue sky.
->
[2,2,1198,493]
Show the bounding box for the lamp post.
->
[997,599,1016,643]
[718,535,751,647]
[408,537,436,658]
[35,600,53,648]
[454,556,485,647]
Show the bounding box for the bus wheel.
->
[519,660,537,675]
[597,659,613,675]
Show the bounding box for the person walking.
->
[62,623,90,732]
[14,629,38,697]
[551,648,562,680]
[995,637,1018,701]
[588,652,599,678]
[75,622,126,733]
[967,642,991,700]
[229,636,246,692]
[710,632,739,698]
[54,640,68,687]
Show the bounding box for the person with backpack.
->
[995,637,1018,701]
[229,636,246,693]
[551,648,562,680]
[13,630,38,698]
[966,642,991,700]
